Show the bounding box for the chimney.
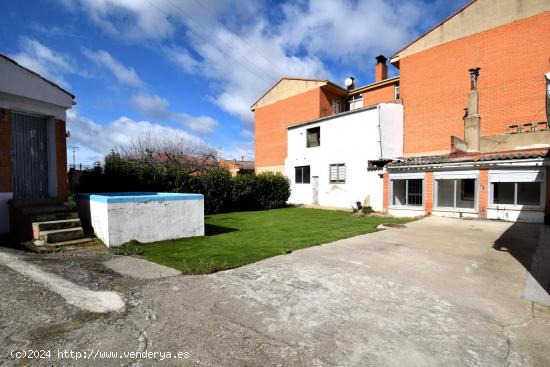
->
[375,55,388,82]
[464,67,481,151]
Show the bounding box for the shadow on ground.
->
[493,219,550,300]
[205,223,238,236]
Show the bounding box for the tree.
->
[114,133,219,175]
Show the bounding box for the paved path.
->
[1,217,549,366]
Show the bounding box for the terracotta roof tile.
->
[389,148,549,168]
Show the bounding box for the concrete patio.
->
[1,216,549,366]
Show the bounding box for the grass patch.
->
[119,207,414,274]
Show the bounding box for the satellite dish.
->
[344,78,354,87]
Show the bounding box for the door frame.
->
[10,110,57,198]
[312,176,319,205]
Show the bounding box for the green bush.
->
[361,206,375,215]
[76,153,291,214]
[199,168,232,214]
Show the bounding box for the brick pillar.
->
[55,119,68,199]
[425,171,433,214]
[478,169,489,218]
[383,172,389,213]
[0,109,12,193]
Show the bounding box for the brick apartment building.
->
[252,0,550,222]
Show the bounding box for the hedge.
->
[76,153,290,214]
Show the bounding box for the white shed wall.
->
[285,104,403,210]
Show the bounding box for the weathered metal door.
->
[11,112,49,198]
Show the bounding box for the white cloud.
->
[83,48,143,87]
[66,109,205,164]
[166,47,200,73]
[221,141,254,161]
[132,93,219,134]
[11,37,78,88]
[57,0,177,41]
[59,0,463,155]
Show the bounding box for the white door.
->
[312,176,319,205]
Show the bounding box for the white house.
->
[285,103,403,210]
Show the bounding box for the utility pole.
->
[70,146,79,168]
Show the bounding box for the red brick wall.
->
[55,119,68,198]
[383,172,389,212]
[361,83,397,107]
[0,109,11,193]
[254,88,324,169]
[478,169,489,218]
[400,12,550,156]
[320,89,342,117]
[425,171,433,214]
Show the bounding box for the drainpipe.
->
[545,72,550,126]
[377,105,383,158]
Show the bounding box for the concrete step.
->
[32,219,81,239]
[27,238,102,253]
[10,197,64,208]
[20,205,72,216]
[31,211,79,222]
[39,227,85,243]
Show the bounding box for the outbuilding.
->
[0,54,74,234]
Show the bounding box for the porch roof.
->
[388,148,550,169]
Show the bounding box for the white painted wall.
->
[285,104,403,210]
[0,192,13,234]
[0,92,67,120]
[0,57,73,109]
[79,195,205,247]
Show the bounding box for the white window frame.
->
[433,171,479,212]
[306,126,320,148]
[389,173,425,209]
[394,83,400,100]
[329,163,346,184]
[488,169,546,209]
[348,94,363,111]
[295,166,311,184]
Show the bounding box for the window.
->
[348,95,363,111]
[492,181,542,206]
[295,166,310,184]
[391,179,423,206]
[436,178,476,209]
[332,100,341,114]
[306,127,320,148]
[329,163,346,184]
[394,83,400,100]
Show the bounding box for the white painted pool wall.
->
[285,104,403,211]
[79,196,204,247]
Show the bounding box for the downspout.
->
[377,105,383,158]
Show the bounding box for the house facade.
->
[383,0,550,223]
[252,0,550,223]
[0,54,74,234]
[285,104,402,210]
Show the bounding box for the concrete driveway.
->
[1,217,549,366]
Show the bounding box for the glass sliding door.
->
[435,178,476,210]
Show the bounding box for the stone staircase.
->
[9,198,99,252]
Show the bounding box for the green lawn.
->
[117,207,413,274]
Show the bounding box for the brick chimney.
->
[375,55,388,82]
[464,67,481,151]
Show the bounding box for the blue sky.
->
[1,0,468,165]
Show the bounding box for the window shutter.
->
[330,165,338,182]
[338,164,346,182]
